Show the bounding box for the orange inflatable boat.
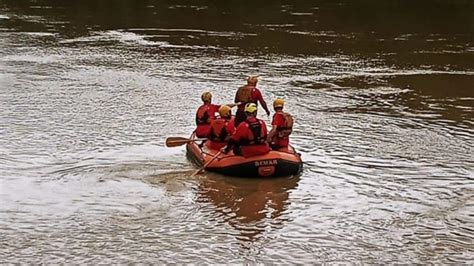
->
[186,137,303,178]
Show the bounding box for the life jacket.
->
[242,119,265,145]
[276,112,293,138]
[196,104,210,125]
[235,85,256,104]
[210,118,228,142]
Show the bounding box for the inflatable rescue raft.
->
[186,138,303,178]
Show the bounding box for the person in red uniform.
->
[234,75,270,127]
[267,98,294,150]
[208,105,236,150]
[195,91,237,138]
[221,103,270,157]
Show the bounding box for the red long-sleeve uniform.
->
[271,112,289,148]
[230,117,270,157]
[208,117,236,150]
[195,103,220,138]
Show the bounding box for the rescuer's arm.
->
[256,90,270,116]
[267,125,278,143]
[226,102,242,108]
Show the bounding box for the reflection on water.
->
[196,175,299,242]
[1,0,473,263]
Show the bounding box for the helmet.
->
[218,105,231,118]
[201,91,212,102]
[273,98,284,108]
[247,75,258,85]
[244,103,257,113]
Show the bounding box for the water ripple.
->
[1,2,473,263]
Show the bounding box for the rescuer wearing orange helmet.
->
[195,91,238,138]
[208,105,236,149]
[267,98,294,150]
[221,103,270,157]
[233,75,271,127]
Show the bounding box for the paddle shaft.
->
[192,151,222,176]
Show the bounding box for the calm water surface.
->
[0,0,473,263]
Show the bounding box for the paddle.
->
[165,137,207,147]
[191,151,222,177]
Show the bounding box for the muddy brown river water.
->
[0,0,473,263]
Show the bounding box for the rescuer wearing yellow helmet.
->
[273,98,284,108]
[201,91,212,102]
[221,103,270,157]
[233,75,271,127]
[208,105,237,150]
[244,102,258,113]
[195,91,239,139]
[267,98,294,150]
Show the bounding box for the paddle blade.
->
[165,137,207,147]
[165,137,192,147]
